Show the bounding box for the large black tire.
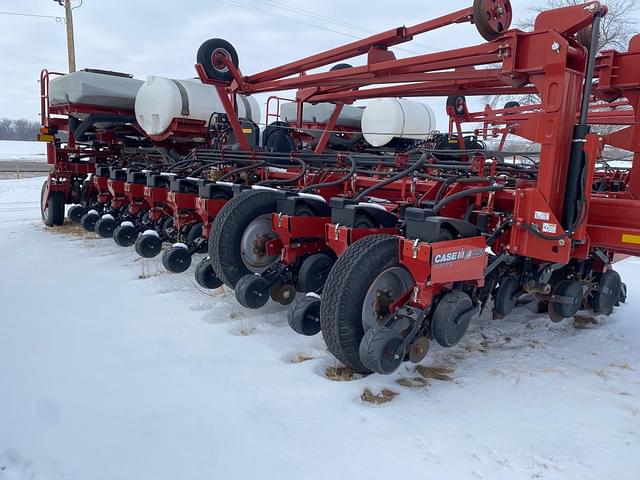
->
[41,181,65,227]
[196,38,239,83]
[209,189,280,288]
[297,253,335,293]
[320,235,402,373]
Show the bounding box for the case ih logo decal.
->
[434,248,485,265]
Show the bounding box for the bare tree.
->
[485,0,639,108]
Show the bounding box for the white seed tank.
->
[362,98,436,147]
[135,76,260,136]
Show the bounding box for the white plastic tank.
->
[362,99,436,147]
[135,76,260,136]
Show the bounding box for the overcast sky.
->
[1,0,639,127]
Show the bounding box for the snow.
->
[0,141,46,162]
[1,177,639,480]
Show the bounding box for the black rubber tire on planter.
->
[196,38,239,83]
[95,217,116,238]
[209,189,280,288]
[431,290,476,347]
[297,253,335,293]
[359,327,405,375]
[113,224,138,247]
[135,233,162,259]
[80,211,100,232]
[194,257,223,290]
[186,223,208,254]
[235,274,271,309]
[67,205,86,224]
[287,295,322,336]
[41,181,65,227]
[162,247,192,274]
[494,276,519,318]
[592,270,622,315]
[162,216,174,237]
[320,234,402,373]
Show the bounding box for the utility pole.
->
[54,0,76,73]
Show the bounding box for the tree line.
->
[0,118,40,141]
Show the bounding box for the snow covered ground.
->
[0,141,46,162]
[1,177,639,480]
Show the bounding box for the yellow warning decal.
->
[242,128,253,134]
[622,234,640,245]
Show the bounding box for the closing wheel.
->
[431,290,476,348]
[186,223,208,254]
[194,257,223,290]
[494,276,519,318]
[209,189,280,288]
[41,181,65,227]
[235,274,270,309]
[80,210,100,232]
[135,233,162,259]
[591,270,622,315]
[113,224,138,247]
[196,38,239,82]
[359,327,405,375]
[297,253,335,293]
[617,282,627,305]
[549,280,583,321]
[473,0,512,41]
[162,246,192,274]
[67,205,86,224]
[320,234,413,373]
[270,281,296,306]
[288,295,322,336]
[95,217,116,238]
[162,216,175,237]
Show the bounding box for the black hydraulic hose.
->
[259,157,308,187]
[353,153,430,202]
[562,9,604,232]
[188,161,228,177]
[299,155,357,193]
[485,219,513,247]
[216,161,267,183]
[431,185,505,214]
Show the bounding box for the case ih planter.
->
[39,0,640,376]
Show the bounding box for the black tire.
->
[618,282,628,305]
[473,0,512,41]
[330,63,352,71]
[186,223,208,254]
[235,274,270,309]
[446,95,467,117]
[209,189,280,288]
[162,216,174,237]
[504,101,520,109]
[67,205,86,224]
[431,290,475,347]
[113,224,138,247]
[80,211,100,232]
[320,234,402,373]
[494,276,519,318]
[95,217,116,238]
[297,253,335,293]
[592,270,622,315]
[359,327,405,375]
[162,247,192,273]
[196,38,239,82]
[288,296,322,336]
[135,233,162,259]
[41,181,65,227]
[194,257,223,290]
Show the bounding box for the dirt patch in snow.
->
[416,365,454,382]
[361,388,398,405]
[573,314,600,329]
[325,366,364,382]
[290,354,314,364]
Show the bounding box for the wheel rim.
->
[240,214,278,273]
[362,266,414,331]
[211,48,231,73]
[474,0,512,40]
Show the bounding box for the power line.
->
[212,0,427,56]
[256,0,439,52]
[0,11,64,21]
